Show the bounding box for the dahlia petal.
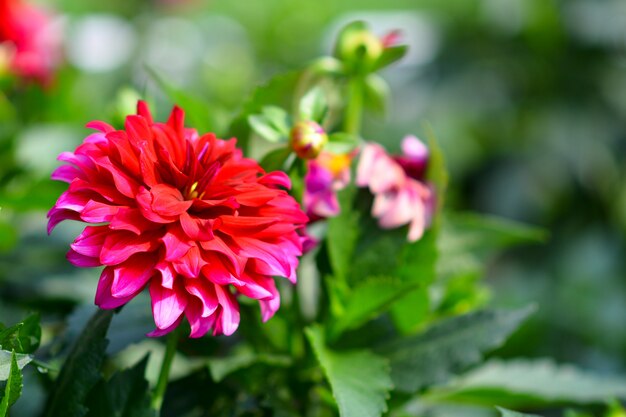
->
[172,245,205,278]
[70,225,109,257]
[258,278,280,322]
[156,261,176,289]
[235,189,281,206]
[201,257,245,286]
[95,267,135,309]
[258,171,291,189]
[179,212,215,240]
[66,248,101,267]
[162,225,193,262]
[185,279,218,317]
[214,285,240,336]
[54,191,89,212]
[47,208,81,234]
[100,230,158,265]
[109,207,157,235]
[111,253,156,298]
[237,237,291,278]
[147,317,183,337]
[80,200,121,223]
[234,274,273,300]
[86,120,115,133]
[150,280,188,330]
[185,300,213,338]
[136,187,174,223]
[137,100,153,124]
[201,236,245,276]
[150,184,193,217]
[51,165,79,183]
[217,216,278,235]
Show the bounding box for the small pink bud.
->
[289,121,328,159]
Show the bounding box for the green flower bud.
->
[289,120,328,159]
[335,22,384,73]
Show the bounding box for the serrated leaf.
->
[306,325,393,417]
[497,407,542,417]
[0,351,23,417]
[208,347,291,382]
[375,307,534,393]
[0,313,40,354]
[0,350,31,381]
[45,309,113,417]
[85,355,154,417]
[330,277,420,338]
[431,359,626,408]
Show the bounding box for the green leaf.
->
[375,307,534,393]
[226,71,301,155]
[326,186,360,281]
[0,351,23,417]
[330,277,420,338]
[298,87,328,122]
[305,325,393,417]
[372,45,408,71]
[207,347,291,382]
[0,313,41,354]
[85,355,154,417]
[259,146,293,172]
[363,74,389,115]
[431,358,626,408]
[497,407,542,417]
[0,350,31,381]
[326,133,359,154]
[248,114,284,143]
[45,309,113,417]
[145,66,217,134]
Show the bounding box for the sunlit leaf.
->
[306,325,393,417]
[0,351,23,417]
[376,307,534,393]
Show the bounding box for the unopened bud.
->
[337,28,383,72]
[290,121,328,159]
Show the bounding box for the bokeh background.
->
[1,0,625,413]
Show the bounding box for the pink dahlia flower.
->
[356,136,434,242]
[303,152,351,220]
[48,102,308,338]
[0,0,61,85]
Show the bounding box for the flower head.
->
[356,136,434,242]
[48,102,308,337]
[0,0,61,85]
[303,152,351,220]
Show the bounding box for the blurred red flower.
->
[0,0,61,85]
[49,102,307,337]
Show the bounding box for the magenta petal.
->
[95,267,134,309]
[172,245,205,278]
[150,184,193,217]
[47,208,81,234]
[185,300,214,338]
[111,254,156,298]
[51,165,79,183]
[258,171,291,189]
[67,248,101,267]
[71,225,109,258]
[80,200,121,223]
[149,280,188,330]
[258,278,280,322]
[100,230,158,265]
[185,278,218,317]
[146,316,183,337]
[162,225,193,262]
[214,285,240,336]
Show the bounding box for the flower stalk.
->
[343,77,364,135]
[151,327,180,413]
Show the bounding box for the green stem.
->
[151,327,180,413]
[343,76,364,135]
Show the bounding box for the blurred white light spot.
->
[67,14,136,73]
[16,124,82,176]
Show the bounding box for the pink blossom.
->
[0,0,61,85]
[356,136,434,242]
[303,152,351,220]
[48,102,308,338]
